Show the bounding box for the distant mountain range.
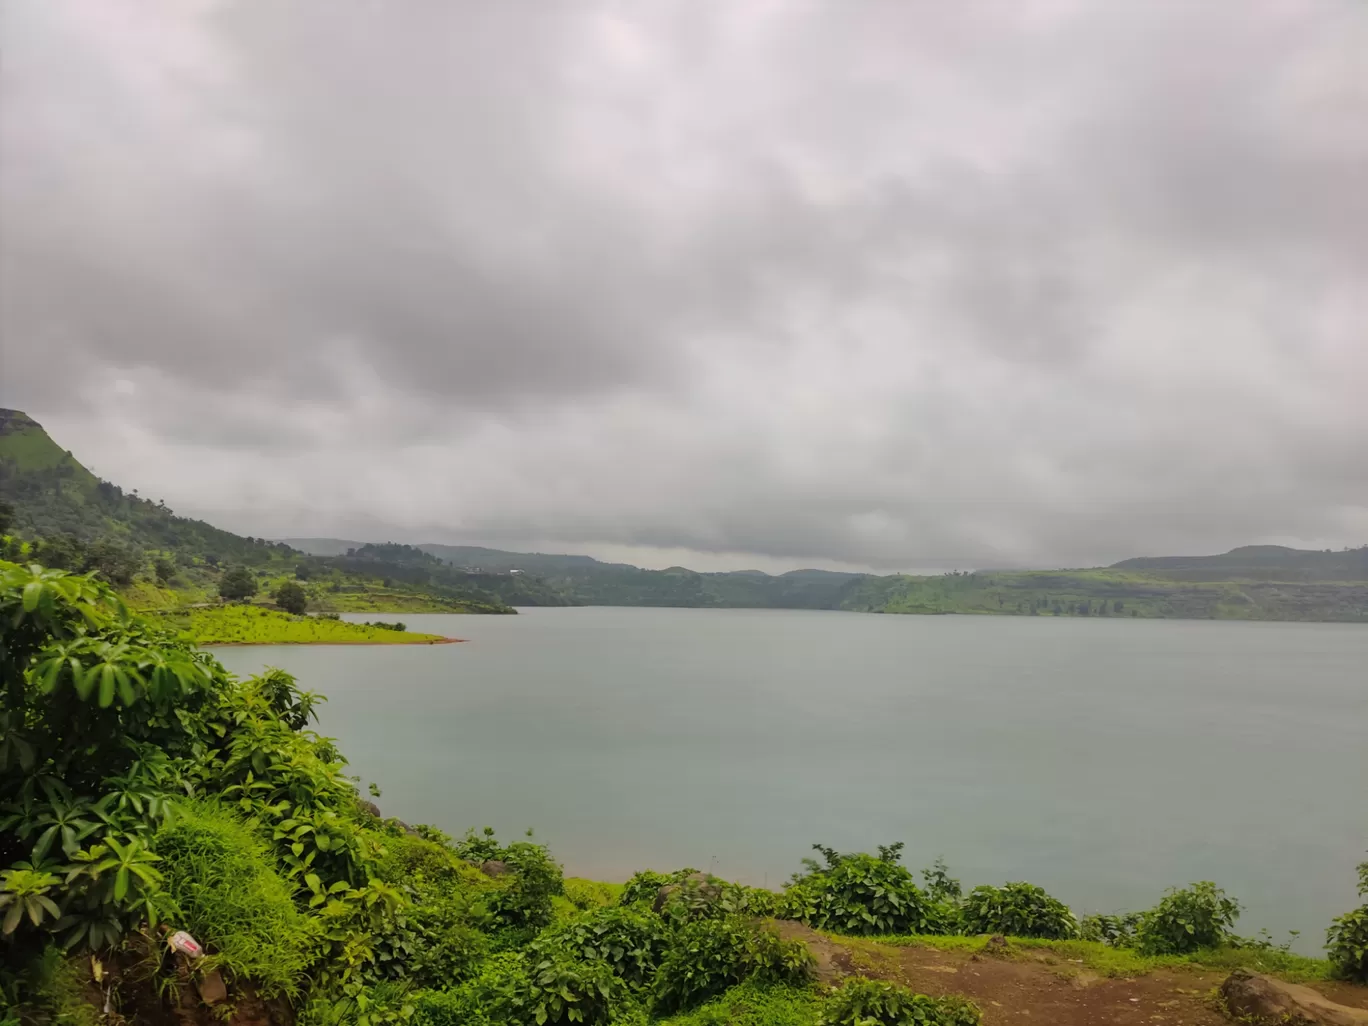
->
[4,409,1366,621]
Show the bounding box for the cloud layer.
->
[3,0,1366,569]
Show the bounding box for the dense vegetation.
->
[7,409,1368,624]
[0,558,1363,1026]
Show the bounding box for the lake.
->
[215,607,1368,950]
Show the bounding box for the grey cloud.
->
[2,0,1366,569]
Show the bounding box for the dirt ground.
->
[772,923,1368,1026]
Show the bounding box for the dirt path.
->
[773,928,1368,1026]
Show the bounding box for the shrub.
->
[411,952,527,1026]
[1326,859,1368,982]
[959,882,1076,939]
[274,580,308,614]
[454,829,564,932]
[155,802,319,997]
[784,844,951,936]
[654,916,812,1013]
[820,976,980,1026]
[564,878,623,910]
[1079,912,1142,947]
[1134,882,1240,955]
[620,869,687,908]
[531,906,669,989]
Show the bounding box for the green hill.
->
[1112,544,1368,582]
[0,410,515,617]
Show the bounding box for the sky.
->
[2,1,1366,573]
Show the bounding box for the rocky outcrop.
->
[1219,969,1368,1025]
[480,859,510,877]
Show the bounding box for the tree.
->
[274,580,308,615]
[294,562,313,581]
[218,565,257,602]
[0,500,13,535]
[153,557,176,585]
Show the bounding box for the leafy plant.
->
[959,883,1076,939]
[819,976,980,1026]
[654,916,812,1013]
[784,844,951,936]
[1134,882,1241,955]
[155,801,318,997]
[1079,912,1142,947]
[1326,858,1368,982]
[531,906,669,989]
[921,858,962,904]
[0,866,61,936]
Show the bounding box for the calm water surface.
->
[216,608,1368,949]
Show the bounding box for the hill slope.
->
[1112,544,1368,582]
[0,410,515,616]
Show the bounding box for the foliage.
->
[218,565,259,602]
[920,858,962,903]
[532,906,669,989]
[564,878,624,910]
[154,801,318,996]
[958,883,1076,940]
[1078,912,1142,947]
[1326,858,1368,982]
[159,605,448,645]
[275,580,309,614]
[819,977,980,1026]
[454,829,564,933]
[620,870,677,908]
[654,916,812,1013]
[1134,882,1241,955]
[784,845,951,937]
[653,981,820,1026]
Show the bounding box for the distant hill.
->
[0,408,293,565]
[0,411,513,613]
[1112,544,1368,582]
[7,410,1364,621]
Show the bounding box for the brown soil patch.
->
[826,937,1229,1026]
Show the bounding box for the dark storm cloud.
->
[2,0,1365,569]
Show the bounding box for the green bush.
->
[784,844,950,936]
[154,801,319,997]
[411,952,528,1026]
[531,906,669,989]
[959,882,1076,939]
[654,916,813,1013]
[1078,912,1142,947]
[620,869,680,908]
[455,830,564,932]
[564,878,623,910]
[1326,859,1368,982]
[656,981,821,1026]
[819,976,980,1026]
[1134,882,1240,955]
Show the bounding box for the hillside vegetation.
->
[7,409,1368,624]
[0,411,518,633]
[3,558,1366,1025]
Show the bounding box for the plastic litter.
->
[166,930,204,958]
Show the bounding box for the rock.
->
[982,935,1010,957]
[1219,969,1368,1025]
[481,859,509,877]
[358,800,382,819]
[195,969,227,1005]
[653,872,722,914]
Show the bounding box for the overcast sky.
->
[2,1,1365,572]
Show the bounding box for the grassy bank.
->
[155,604,455,645]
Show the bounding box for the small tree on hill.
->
[218,565,257,602]
[154,557,176,585]
[274,580,308,615]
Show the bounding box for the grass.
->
[155,802,319,997]
[654,981,822,1026]
[851,933,1333,983]
[156,605,453,645]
